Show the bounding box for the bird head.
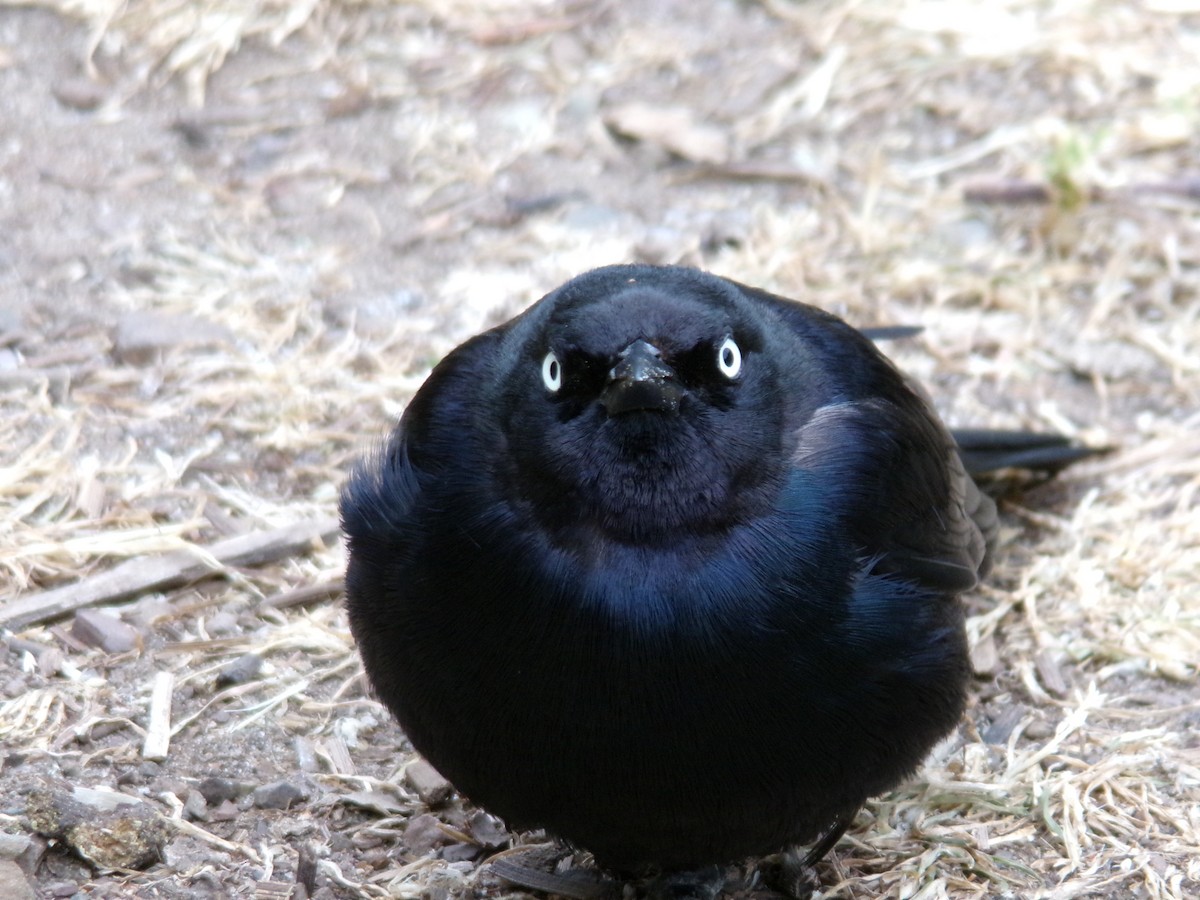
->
[494,266,789,545]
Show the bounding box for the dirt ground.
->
[1,1,1198,898]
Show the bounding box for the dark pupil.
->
[722,348,734,367]
[549,360,560,381]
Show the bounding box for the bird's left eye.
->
[542,351,563,392]
[716,337,742,379]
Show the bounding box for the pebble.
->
[52,77,107,112]
[71,609,141,655]
[214,653,263,688]
[0,832,33,860]
[467,810,509,849]
[252,780,308,810]
[402,813,447,855]
[25,784,165,870]
[196,777,240,805]
[982,705,1028,745]
[0,860,36,900]
[183,790,208,822]
[1024,718,1056,741]
[209,799,240,822]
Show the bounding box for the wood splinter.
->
[142,671,175,762]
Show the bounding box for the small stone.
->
[71,609,141,654]
[2,677,25,698]
[405,758,452,807]
[52,77,107,111]
[9,833,43,878]
[25,783,165,869]
[467,810,509,849]
[982,705,1028,745]
[214,653,263,688]
[3,752,27,771]
[1024,718,1055,741]
[196,777,240,806]
[403,813,448,855]
[183,790,208,822]
[0,859,36,900]
[252,780,308,810]
[209,799,239,822]
[440,842,479,862]
[0,832,33,860]
[43,879,78,899]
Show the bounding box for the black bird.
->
[341,264,1094,874]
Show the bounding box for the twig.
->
[261,578,345,611]
[963,177,1200,206]
[1,518,340,632]
[158,794,263,864]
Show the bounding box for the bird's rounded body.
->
[342,265,980,870]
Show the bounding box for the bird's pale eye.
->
[542,351,563,392]
[716,337,742,379]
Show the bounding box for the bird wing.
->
[727,278,990,596]
[789,397,988,598]
[341,327,506,547]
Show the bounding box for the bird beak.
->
[600,340,683,415]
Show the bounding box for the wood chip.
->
[1035,648,1070,698]
[142,671,175,762]
[406,757,452,807]
[970,631,1001,676]
[322,734,356,776]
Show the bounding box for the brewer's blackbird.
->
[341,264,1094,873]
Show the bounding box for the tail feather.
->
[860,325,924,341]
[952,428,1108,477]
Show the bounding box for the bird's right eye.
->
[542,351,563,392]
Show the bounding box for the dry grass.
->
[1,0,1197,897]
